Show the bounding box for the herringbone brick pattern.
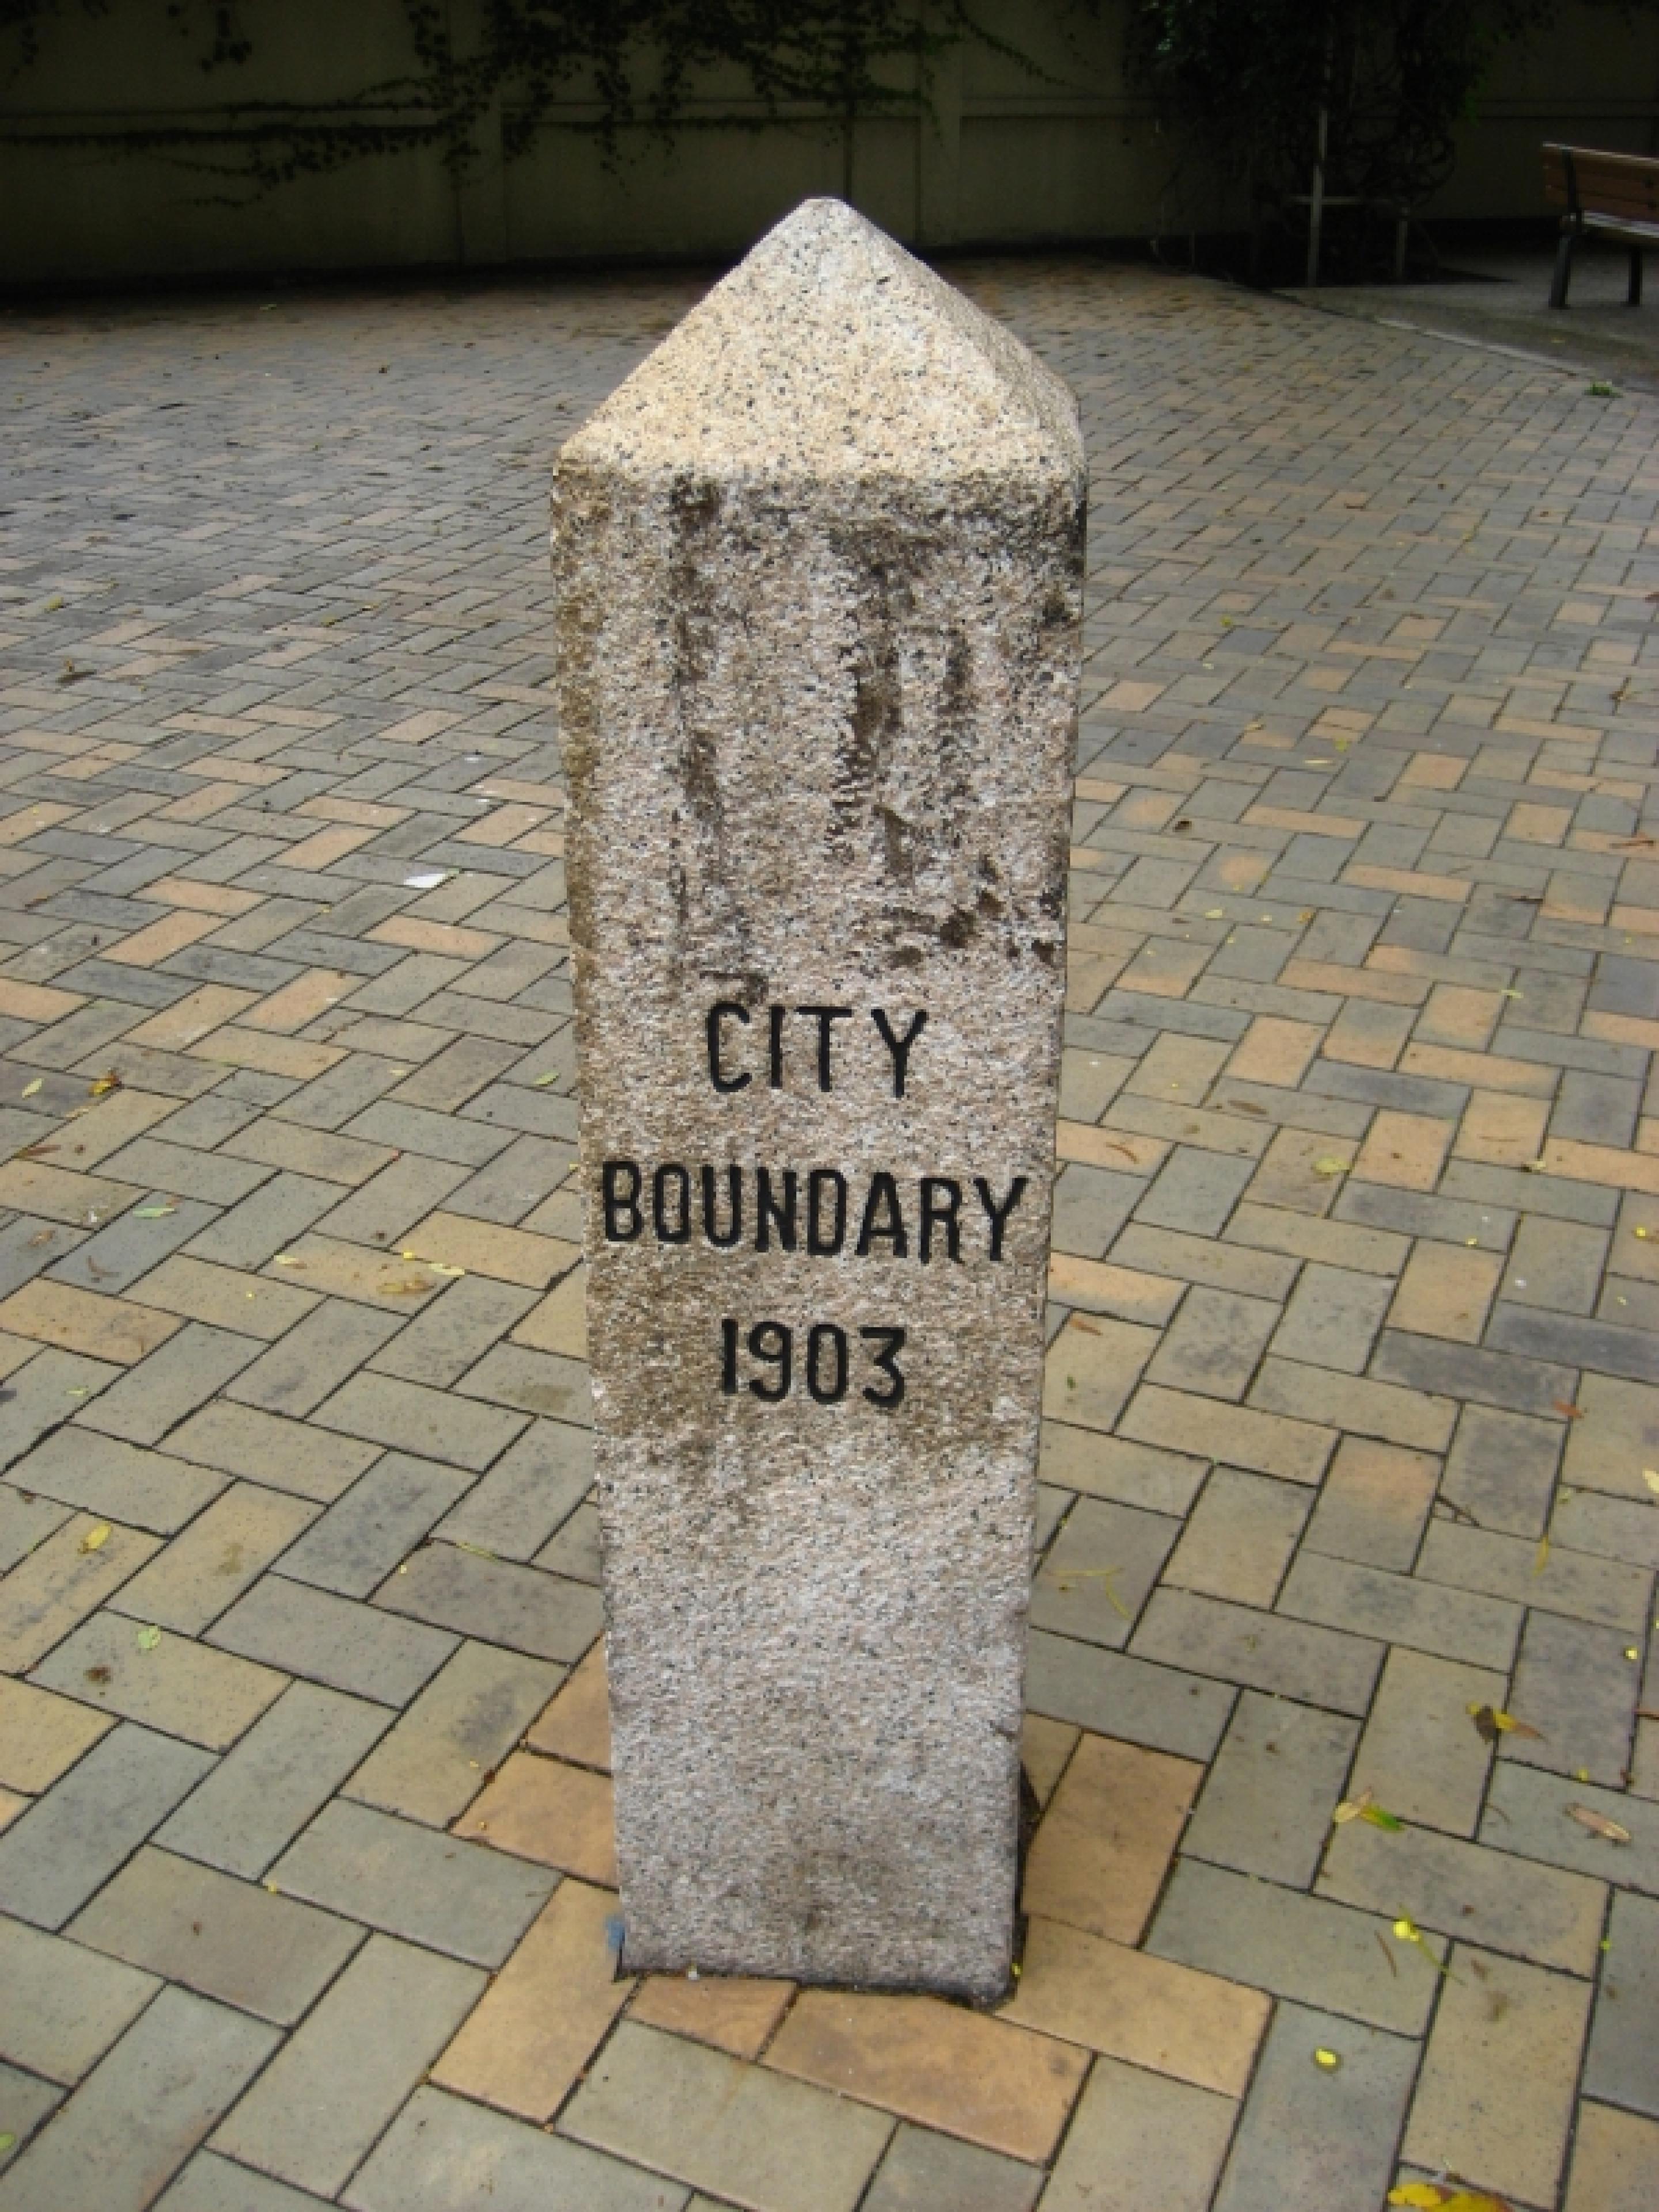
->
[0,259,1655,2211]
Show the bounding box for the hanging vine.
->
[0,1,1024,191]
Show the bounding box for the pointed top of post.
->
[560,198,1081,484]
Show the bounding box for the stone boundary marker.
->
[552,197,1085,1999]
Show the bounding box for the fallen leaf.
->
[1388,2186,1448,2209]
[381,1275,436,1296]
[272,1255,305,1267]
[1313,1157,1351,1177]
[132,1205,177,1219]
[88,1071,122,1097]
[1552,1400,1585,1421]
[78,1524,111,1554]
[531,1072,559,1088]
[20,1078,41,1098]
[1468,1704,1543,1743]
[0,2131,14,2153]
[135,1624,162,1652]
[1205,907,1225,919]
[1643,1469,1659,1495]
[1312,2047,1341,2070]
[453,1540,498,1560]
[1568,1804,1631,1843]
[84,1664,111,1685]
[1362,1802,1406,1832]
[1532,1533,1550,1577]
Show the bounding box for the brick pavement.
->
[0,255,1656,2211]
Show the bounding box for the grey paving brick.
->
[1440,1403,1562,1540]
[1040,2052,1234,2212]
[375,1538,603,1664]
[156,1681,392,1879]
[0,1916,159,2086]
[1482,1763,1659,1894]
[6,1427,225,1535]
[1505,1214,1609,1317]
[1584,1891,1659,2120]
[0,2066,62,2178]
[1134,1588,1382,1715]
[0,1349,120,1474]
[0,1987,278,2212]
[368,1271,539,1388]
[344,2086,690,2212]
[183,1175,338,1271]
[859,2124,1040,2212]
[1502,1610,1640,1790]
[1249,1356,1457,1453]
[209,1574,456,1706]
[279,1453,472,1599]
[78,1324,264,1447]
[33,1612,286,1749]
[1277,1549,1521,1671]
[166,1402,381,1502]
[1418,1519,1652,1631]
[156,2151,336,2212]
[310,1152,471,1249]
[209,1935,484,2199]
[430,1416,590,1562]
[46,1199,221,1297]
[0,1486,70,1576]
[0,1722,213,1929]
[70,1846,365,2025]
[455,1341,590,1425]
[535,1497,600,1582]
[342,1637,558,1827]
[1183,1689,1358,1888]
[269,1800,552,1966]
[1051,1162,1141,1256]
[1268,1263,1395,1374]
[113,1484,319,1636]
[1145,1285,1279,1400]
[1148,1858,1438,2034]
[345,1100,514,1166]
[1025,1627,1233,1762]
[1134,1146,1257,1236]
[1370,1329,1578,1419]
[1162,1467,1309,1608]
[97,1141,272,1213]
[312,1370,525,1470]
[1036,1420,1209,1517]
[1029,1495,1180,1648]
[1211,2001,1418,2212]
[223,1297,404,1418]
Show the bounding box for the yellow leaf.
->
[1389,2187,1449,2208]
[88,1071,122,1097]
[20,1078,41,1098]
[78,1524,111,1554]
[1313,2047,1341,2069]
[1568,1803,1631,1844]
[135,1624,161,1652]
[381,1275,435,1297]
[1532,1534,1550,1578]
[272,1255,305,1267]
[1313,1157,1351,1177]
[1643,1469,1659,1495]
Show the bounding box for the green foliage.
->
[1124,0,1561,215]
[1,0,1018,190]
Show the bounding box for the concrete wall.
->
[2,0,1656,284]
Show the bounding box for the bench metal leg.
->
[1550,229,1575,309]
[1631,248,1645,307]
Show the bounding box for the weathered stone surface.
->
[552,198,1083,1997]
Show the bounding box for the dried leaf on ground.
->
[77,1524,111,1555]
[1313,1156,1351,1177]
[1567,1804,1631,1844]
[88,1072,122,1097]
[1468,1705,1543,1744]
[132,1205,176,1219]
[20,1078,41,1098]
[134,1624,162,1652]
[1552,1400,1585,1420]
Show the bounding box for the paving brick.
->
[1506,1213,1609,1316]
[0,1349,122,1474]
[155,1680,391,1878]
[1029,1495,1178,1647]
[74,1321,266,1445]
[1321,1812,1607,1975]
[430,1877,630,2120]
[628,1971,793,2060]
[1482,1762,1659,1891]
[434,1415,592,1561]
[9,1427,226,1535]
[1563,1373,1659,1504]
[1145,1286,1279,1400]
[1149,1858,1438,2033]
[1041,1313,1160,1432]
[1564,2102,1659,2212]
[1163,1468,1309,1607]
[859,2124,1039,2212]
[1040,2053,1237,2212]
[33,1612,286,1750]
[70,1844,365,2024]
[1135,1586,1382,1714]
[1269,1262,1395,1373]
[209,1935,484,2199]
[565,2020,892,2212]
[1111,1220,1300,1300]
[165,1402,380,1502]
[369,1271,537,1386]
[1441,1402,1562,1539]
[344,1638,558,1826]
[766,1990,1086,2164]
[1351,1646,1506,1839]
[0,1468,137,1644]
[0,1721,213,1929]
[183,1174,338,1270]
[1402,1944,1590,2207]
[0,1987,278,2212]
[219,1297,405,1419]
[1025,1627,1233,1762]
[1277,1549,1520,1670]
[1418,1519,1652,1631]
[115,1483,318,1635]
[456,1340,592,1425]
[1003,1913,1267,2094]
[1210,2000,1418,2212]
[453,1748,615,1881]
[0,2065,62,2179]
[1183,1690,1358,1888]
[1022,1731,1200,1942]
[1502,1611,1639,1790]
[344,2086,688,2212]
[270,1798,552,1965]
[1584,1890,1659,2120]
[0,1486,68,1577]
[0,1674,112,1793]
[312,1369,525,1470]
[210,1573,454,1705]
[278,1452,472,1599]
[155,2152,347,2209]
[1302,1436,1440,1571]
[0,1916,159,2085]
[46,1198,221,1298]
[0,1278,180,1366]
[1118,1382,1335,1483]
[376,1536,603,1661]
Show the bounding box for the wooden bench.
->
[1544,142,1659,308]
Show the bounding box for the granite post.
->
[552,198,1084,1999]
